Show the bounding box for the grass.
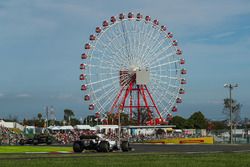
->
[1,146,250,167]
[0,145,73,153]
[0,151,250,167]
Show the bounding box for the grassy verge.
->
[0,146,72,153]
[0,152,250,167]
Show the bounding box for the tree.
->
[184,119,195,129]
[106,112,129,126]
[22,118,28,126]
[70,118,80,126]
[132,108,153,125]
[83,115,100,126]
[210,121,228,130]
[155,129,165,137]
[64,109,75,125]
[188,111,207,129]
[5,114,18,122]
[169,116,186,129]
[37,113,42,121]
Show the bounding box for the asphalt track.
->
[131,144,250,153]
[2,144,250,156]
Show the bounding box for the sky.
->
[0,0,250,121]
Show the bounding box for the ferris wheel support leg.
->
[120,82,133,111]
[144,85,163,121]
[140,85,152,121]
[130,91,133,124]
[110,86,126,115]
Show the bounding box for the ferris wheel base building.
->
[136,69,150,85]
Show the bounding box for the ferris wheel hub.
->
[129,65,138,72]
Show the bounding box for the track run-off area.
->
[2,144,250,167]
[1,144,250,157]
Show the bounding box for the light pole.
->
[224,83,238,144]
[117,104,123,150]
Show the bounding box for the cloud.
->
[207,99,224,105]
[53,93,82,103]
[212,32,235,39]
[57,94,73,100]
[16,94,31,98]
[0,93,4,98]
[143,0,250,25]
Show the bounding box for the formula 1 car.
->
[73,134,131,153]
[19,134,52,145]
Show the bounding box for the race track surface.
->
[131,144,250,153]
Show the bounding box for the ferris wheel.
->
[80,12,186,125]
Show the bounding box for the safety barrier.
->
[145,137,214,144]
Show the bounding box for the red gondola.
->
[176,49,182,55]
[176,98,182,103]
[81,84,87,91]
[95,27,101,33]
[179,88,185,94]
[128,12,134,19]
[95,112,100,118]
[153,19,159,26]
[172,40,178,46]
[145,15,151,22]
[167,114,173,120]
[85,43,91,49]
[180,59,185,65]
[89,104,95,110]
[80,74,86,80]
[89,35,96,41]
[119,13,125,20]
[155,118,161,125]
[136,13,142,20]
[167,32,173,38]
[172,106,177,112]
[146,119,154,126]
[84,95,90,101]
[181,69,187,75]
[102,119,108,124]
[110,16,116,23]
[80,63,86,70]
[81,53,87,59]
[181,78,186,84]
[103,20,109,27]
[161,25,167,31]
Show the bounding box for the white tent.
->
[51,126,61,131]
[59,126,74,130]
[74,125,92,130]
[0,119,24,131]
[47,126,54,130]
[48,126,59,130]
[95,125,119,130]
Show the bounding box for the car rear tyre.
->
[121,141,129,152]
[99,141,109,152]
[33,139,38,145]
[73,141,84,153]
[19,139,25,145]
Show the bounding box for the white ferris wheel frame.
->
[80,12,186,120]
